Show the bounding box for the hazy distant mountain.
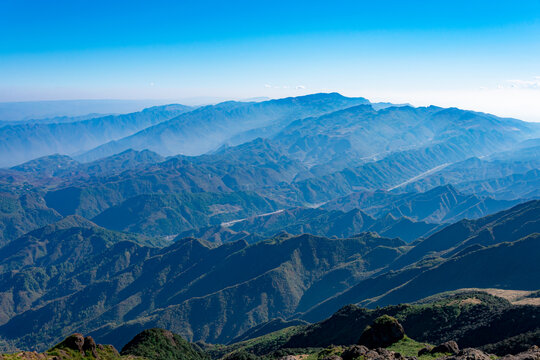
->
[0,104,192,167]
[78,93,371,161]
[0,113,108,128]
[400,143,540,196]
[0,99,171,122]
[456,169,540,200]
[271,105,539,175]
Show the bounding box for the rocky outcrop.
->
[53,334,101,358]
[342,345,370,360]
[82,336,98,358]
[444,348,492,360]
[358,315,405,349]
[432,341,460,355]
[59,334,85,355]
[418,345,433,356]
[500,345,540,360]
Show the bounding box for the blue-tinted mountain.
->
[0,191,62,247]
[323,184,519,223]
[0,104,192,167]
[92,191,278,236]
[78,93,371,161]
[179,206,438,244]
[301,200,540,321]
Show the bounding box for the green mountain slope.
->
[92,192,277,236]
[300,200,540,321]
[323,184,518,223]
[179,206,438,244]
[0,231,405,351]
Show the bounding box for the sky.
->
[1,0,540,121]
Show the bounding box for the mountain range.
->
[0,93,538,356]
[0,200,537,352]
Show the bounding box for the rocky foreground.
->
[1,317,539,360]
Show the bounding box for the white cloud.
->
[503,77,540,89]
[296,85,306,90]
[264,84,272,88]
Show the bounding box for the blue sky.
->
[1,0,540,120]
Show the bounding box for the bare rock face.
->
[432,341,460,355]
[358,315,405,349]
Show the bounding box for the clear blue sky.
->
[1,0,540,120]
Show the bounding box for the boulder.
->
[358,315,405,349]
[59,333,85,354]
[500,345,540,360]
[83,336,99,358]
[445,348,491,360]
[342,345,369,360]
[432,341,460,355]
[418,346,433,356]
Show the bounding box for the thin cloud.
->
[504,77,540,89]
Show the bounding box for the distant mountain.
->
[0,191,62,247]
[40,139,304,218]
[455,168,540,200]
[180,206,438,244]
[92,191,278,236]
[78,93,371,161]
[10,150,165,181]
[0,99,172,122]
[323,184,519,223]
[0,104,192,167]
[0,113,108,128]
[400,142,540,197]
[274,105,538,175]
